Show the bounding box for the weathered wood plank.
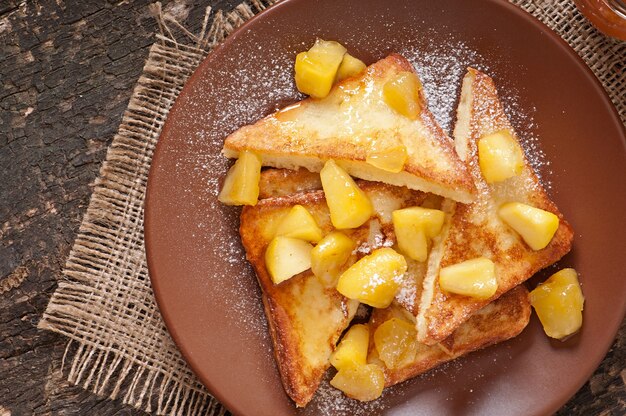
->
[0,0,224,414]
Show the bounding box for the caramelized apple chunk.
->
[218,150,261,206]
[365,143,408,173]
[330,324,370,370]
[392,207,445,262]
[498,202,559,250]
[294,39,347,98]
[374,317,417,369]
[311,231,356,286]
[274,204,323,243]
[330,364,385,402]
[478,130,524,183]
[265,236,313,284]
[439,257,498,299]
[382,71,422,120]
[336,53,366,82]
[396,226,428,263]
[530,268,584,339]
[320,160,373,229]
[336,247,407,308]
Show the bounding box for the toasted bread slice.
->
[240,171,425,406]
[416,68,574,345]
[369,285,530,387]
[224,54,476,203]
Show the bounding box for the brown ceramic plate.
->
[144,0,626,415]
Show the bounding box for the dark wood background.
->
[0,0,623,414]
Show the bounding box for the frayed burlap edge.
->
[38,1,277,415]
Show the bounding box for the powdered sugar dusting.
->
[400,40,482,133]
[196,41,301,136]
[395,280,416,312]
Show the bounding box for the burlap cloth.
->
[39,0,625,415]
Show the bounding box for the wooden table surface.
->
[0,0,624,414]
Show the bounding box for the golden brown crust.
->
[258,168,322,199]
[224,54,476,203]
[240,173,425,406]
[416,68,574,345]
[369,286,530,387]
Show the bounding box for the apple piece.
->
[274,204,323,243]
[330,324,370,370]
[336,53,366,82]
[439,257,498,299]
[382,71,422,120]
[366,143,408,173]
[336,247,407,308]
[478,129,524,183]
[218,150,261,206]
[265,236,313,284]
[392,206,446,262]
[320,160,373,229]
[330,364,385,402]
[396,226,428,263]
[530,268,584,339]
[295,39,347,98]
[374,317,417,369]
[311,231,356,286]
[498,202,559,250]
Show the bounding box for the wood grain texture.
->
[0,0,623,415]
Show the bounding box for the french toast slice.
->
[369,285,531,387]
[224,54,476,203]
[416,68,574,345]
[240,171,425,406]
